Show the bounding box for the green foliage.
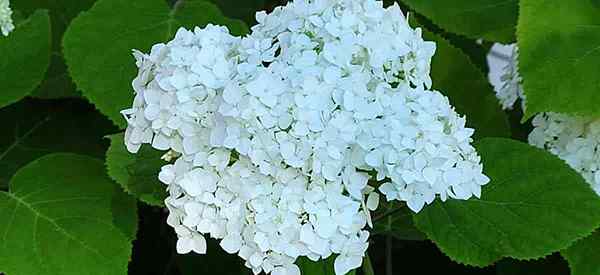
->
[0,10,51,108]
[0,98,116,188]
[372,204,426,241]
[401,0,518,43]
[414,138,600,267]
[12,0,97,99]
[423,30,510,139]
[562,231,600,275]
[0,153,137,275]
[106,133,167,206]
[62,0,248,128]
[518,0,600,119]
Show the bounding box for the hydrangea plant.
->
[1,0,600,275]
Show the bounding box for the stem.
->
[362,253,375,275]
[373,202,405,223]
[386,235,393,275]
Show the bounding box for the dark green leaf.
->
[0,10,51,108]
[401,0,518,43]
[414,138,600,266]
[63,0,248,128]
[424,31,510,139]
[0,153,136,275]
[106,133,167,206]
[12,0,97,99]
[297,256,356,275]
[518,0,600,119]
[0,98,116,188]
[372,205,426,241]
[562,231,600,275]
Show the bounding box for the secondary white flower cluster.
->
[123,0,489,274]
[488,44,600,195]
[0,0,14,36]
[529,114,600,195]
[486,43,525,110]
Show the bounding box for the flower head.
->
[0,0,14,36]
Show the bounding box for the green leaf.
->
[414,138,600,267]
[111,185,139,242]
[562,231,600,275]
[208,0,265,26]
[0,153,136,275]
[372,205,426,241]
[518,0,600,119]
[297,257,356,275]
[0,10,51,108]
[63,0,249,128]
[424,31,510,139]
[106,133,167,206]
[0,98,116,189]
[400,0,518,43]
[12,0,97,99]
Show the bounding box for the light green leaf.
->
[372,205,425,241]
[424,31,510,139]
[0,10,51,108]
[106,133,166,206]
[401,0,518,43]
[562,231,600,275]
[518,0,600,119]
[414,138,600,267]
[0,153,136,275]
[0,98,116,189]
[63,0,248,128]
[12,0,97,99]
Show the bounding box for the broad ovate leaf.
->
[0,10,50,108]
[518,0,600,119]
[63,0,248,127]
[106,133,166,206]
[562,231,600,275]
[414,138,600,266]
[0,153,137,275]
[401,0,518,43]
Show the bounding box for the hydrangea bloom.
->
[0,0,14,36]
[486,43,525,110]
[488,44,600,196]
[529,113,600,195]
[122,0,489,274]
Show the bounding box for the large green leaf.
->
[0,10,51,108]
[424,31,510,139]
[106,133,167,206]
[562,231,600,275]
[0,98,116,188]
[12,0,97,99]
[0,153,136,275]
[401,0,518,43]
[63,0,248,128]
[518,0,600,119]
[414,138,600,267]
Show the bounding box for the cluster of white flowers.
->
[529,114,600,194]
[488,44,600,195]
[486,43,525,110]
[0,0,14,36]
[123,0,489,274]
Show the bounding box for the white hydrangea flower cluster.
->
[488,44,600,196]
[122,0,489,274]
[529,114,600,195]
[0,0,14,36]
[486,43,525,110]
